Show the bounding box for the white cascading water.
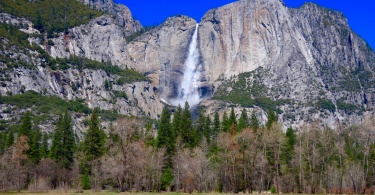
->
[171,24,201,107]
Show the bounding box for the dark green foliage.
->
[0,0,101,34]
[40,133,49,159]
[99,109,120,122]
[221,112,230,132]
[0,133,4,154]
[157,107,175,166]
[82,173,91,190]
[0,24,31,50]
[0,91,91,126]
[250,111,259,131]
[237,109,248,131]
[50,111,76,169]
[214,69,290,111]
[83,109,106,162]
[266,109,277,129]
[282,127,296,166]
[52,56,149,83]
[271,186,277,194]
[203,116,212,144]
[316,99,336,112]
[213,112,220,138]
[5,130,14,149]
[104,79,112,90]
[112,91,128,100]
[337,100,360,114]
[195,108,206,142]
[161,167,174,190]
[172,105,182,138]
[180,102,197,148]
[229,107,237,127]
[28,128,41,164]
[19,111,32,137]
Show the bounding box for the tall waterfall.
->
[171,24,201,107]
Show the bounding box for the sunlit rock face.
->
[3,0,375,130]
[196,0,375,129]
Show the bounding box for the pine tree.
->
[237,109,249,131]
[19,111,32,137]
[50,111,77,168]
[28,129,41,164]
[83,109,106,162]
[229,107,237,127]
[157,106,175,166]
[50,114,63,161]
[0,132,5,154]
[203,116,212,144]
[34,10,44,32]
[195,107,205,138]
[266,109,278,129]
[250,110,259,131]
[172,104,182,138]
[40,133,49,159]
[213,112,220,139]
[180,102,196,148]
[221,111,230,132]
[282,127,296,166]
[5,130,14,149]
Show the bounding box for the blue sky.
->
[115,0,375,49]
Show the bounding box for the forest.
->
[0,102,375,194]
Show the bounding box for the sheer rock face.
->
[125,16,197,99]
[196,0,375,128]
[78,0,142,35]
[2,0,375,129]
[49,15,197,99]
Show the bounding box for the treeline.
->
[1,103,375,194]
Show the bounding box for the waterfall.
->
[171,24,201,107]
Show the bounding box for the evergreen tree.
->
[282,127,296,166]
[157,106,175,167]
[83,109,106,163]
[40,133,49,159]
[213,112,220,139]
[250,110,259,131]
[5,129,14,149]
[203,116,212,144]
[28,129,41,164]
[0,133,5,154]
[19,111,32,137]
[266,109,277,129]
[172,104,182,138]
[237,109,249,131]
[195,107,206,140]
[34,10,44,32]
[50,114,63,161]
[229,107,237,127]
[221,111,230,132]
[180,102,196,148]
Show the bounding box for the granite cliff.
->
[1,0,375,132]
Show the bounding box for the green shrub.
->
[81,173,91,190]
[337,100,359,114]
[113,91,128,100]
[316,99,335,112]
[270,186,277,194]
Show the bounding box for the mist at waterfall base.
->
[169,24,202,109]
